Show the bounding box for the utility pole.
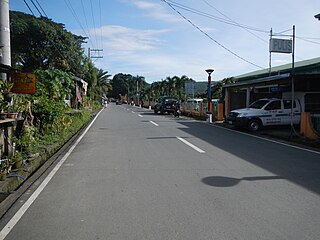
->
[269,28,272,76]
[0,0,11,81]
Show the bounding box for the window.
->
[265,100,281,110]
[283,100,296,109]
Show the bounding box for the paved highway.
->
[1,103,320,240]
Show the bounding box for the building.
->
[223,57,320,115]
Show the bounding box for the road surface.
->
[1,103,320,240]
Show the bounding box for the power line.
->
[161,0,264,69]
[23,0,35,16]
[30,0,43,17]
[99,0,103,51]
[63,0,95,47]
[80,0,91,38]
[200,0,268,43]
[296,36,320,45]
[34,0,48,18]
[89,0,99,48]
[166,0,269,33]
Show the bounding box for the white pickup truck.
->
[226,98,301,131]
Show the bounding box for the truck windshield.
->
[249,100,270,109]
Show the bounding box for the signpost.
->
[269,26,296,138]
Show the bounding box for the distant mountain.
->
[194,82,207,96]
[185,81,219,98]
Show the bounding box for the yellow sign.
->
[12,73,36,94]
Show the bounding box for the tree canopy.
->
[10,11,86,74]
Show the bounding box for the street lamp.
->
[205,69,214,123]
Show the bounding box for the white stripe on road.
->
[176,137,205,153]
[0,110,103,240]
[131,111,135,113]
[138,114,143,118]
[150,121,159,126]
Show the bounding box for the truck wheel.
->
[247,119,261,131]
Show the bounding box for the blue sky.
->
[9,0,320,83]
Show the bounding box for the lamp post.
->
[205,69,214,123]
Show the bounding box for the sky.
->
[9,0,320,83]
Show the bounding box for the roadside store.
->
[222,57,320,137]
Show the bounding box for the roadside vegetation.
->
[0,12,110,178]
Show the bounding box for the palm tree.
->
[83,57,98,100]
[165,76,175,96]
[95,69,112,98]
[173,75,189,99]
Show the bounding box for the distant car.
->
[154,96,179,114]
[116,100,122,105]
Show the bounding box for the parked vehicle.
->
[154,96,179,114]
[227,98,302,131]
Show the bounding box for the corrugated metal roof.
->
[234,57,320,81]
[224,73,290,88]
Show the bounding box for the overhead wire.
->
[89,0,99,48]
[99,0,104,51]
[34,0,48,18]
[200,0,268,43]
[166,0,269,33]
[30,0,43,16]
[80,0,93,44]
[23,0,35,16]
[296,37,320,45]
[161,0,265,69]
[63,0,95,47]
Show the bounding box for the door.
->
[282,100,300,125]
[263,100,282,125]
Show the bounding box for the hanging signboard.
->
[11,73,36,94]
[185,82,194,95]
[269,38,292,53]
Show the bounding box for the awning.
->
[223,73,290,88]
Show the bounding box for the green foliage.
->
[10,11,86,74]
[95,69,112,99]
[144,75,190,100]
[35,69,73,100]
[110,73,131,99]
[15,125,38,153]
[32,98,67,133]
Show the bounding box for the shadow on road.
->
[202,175,284,187]
[177,121,320,194]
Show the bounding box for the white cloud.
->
[89,25,170,53]
[125,0,182,22]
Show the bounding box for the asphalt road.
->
[1,103,320,240]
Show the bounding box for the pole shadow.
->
[201,175,285,187]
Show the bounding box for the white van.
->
[227,98,302,131]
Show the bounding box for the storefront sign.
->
[269,38,292,53]
[12,73,36,94]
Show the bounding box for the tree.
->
[82,57,98,99]
[110,73,132,99]
[95,69,112,99]
[10,11,86,74]
[173,75,189,99]
[212,77,235,100]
